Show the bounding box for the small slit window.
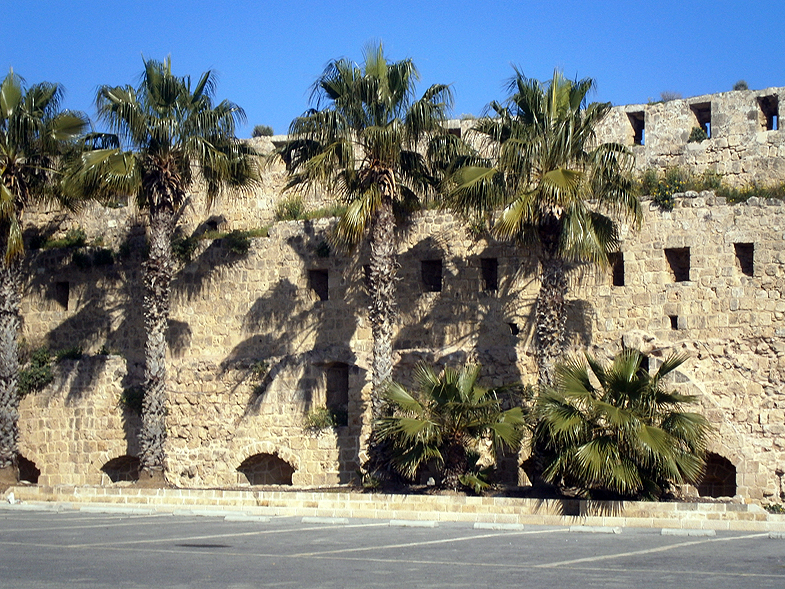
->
[480,258,498,291]
[308,269,329,301]
[324,362,349,427]
[421,259,442,293]
[54,281,69,310]
[628,111,645,146]
[508,322,520,336]
[665,247,690,282]
[734,243,754,277]
[690,102,712,138]
[608,252,625,286]
[669,315,679,330]
[758,96,779,131]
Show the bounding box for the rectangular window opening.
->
[308,269,329,301]
[54,281,69,310]
[608,252,625,286]
[447,127,462,138]
[734,242,754,276]
[690,103,712,138]
[669,315,679,330]
[324,362,349,427]
[628,111,645,146]
[758,96,779,131]
[421,259,442,293]
[480,258,498,291]
[664,247,691,282]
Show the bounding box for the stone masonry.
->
[12,86,785,501]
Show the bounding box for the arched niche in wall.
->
[101,455,141,483]
[697,453,737,498]
[237,453,295,486]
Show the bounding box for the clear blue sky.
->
[6,0,784,138]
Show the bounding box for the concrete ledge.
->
[390,520,439,528]
[301,517,349,525]
[569,525,622,534]
[474,522,525,531]
[661,528,717,536]
[4,485,783,532]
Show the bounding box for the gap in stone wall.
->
[53,281,69,310]
[665,247,691,282]
[690,102,712,138]
[758,95,779,131]
[309,269,329,301]
[421,259,443,293]
[627,111,645,145]
[608,252,625,286]
[734,242,754,277]
[481,257,498,291]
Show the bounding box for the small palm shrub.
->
[533,348,712,500]
[377,363,525,491]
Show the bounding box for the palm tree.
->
[377,363,525,491]
[72,58,259,484]
[533,348,712,499]
[450,70,641,387]
[0,69,88,484]
[277,44,461,471]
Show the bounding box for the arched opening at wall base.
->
[18,455,41,484]
[698,453,737,498]
[101,455,141,483]
[237,453,295,486]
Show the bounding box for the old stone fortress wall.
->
[15,86,785,502]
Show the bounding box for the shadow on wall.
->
[219,224,365,483]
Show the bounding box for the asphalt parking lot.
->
[1,508,783,588]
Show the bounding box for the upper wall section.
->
[595,87,785,186]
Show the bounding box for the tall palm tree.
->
[450,70,641,387]
[377,363,524,491]
[0,69,88,484]
[533,349,712,499]
[73,58,259,484]
[278,44,461,471]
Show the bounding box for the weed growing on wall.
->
[637,167,785,209]
[18,348,53,396]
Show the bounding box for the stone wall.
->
[15,191,785,501]
[595,87,785,186]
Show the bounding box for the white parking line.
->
[290,528,568,557]
[535,532,770,568]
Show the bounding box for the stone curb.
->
[390,520,438,528]
[301,517,349,525]
[661,528,717,537]
[569,525,622,534]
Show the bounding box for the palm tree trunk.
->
[368,195,396,417]
[442,442,468,491]
[364,195,398,479]
[534,256,567,388]
[138,207,175,481]
[0,261,21,484]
